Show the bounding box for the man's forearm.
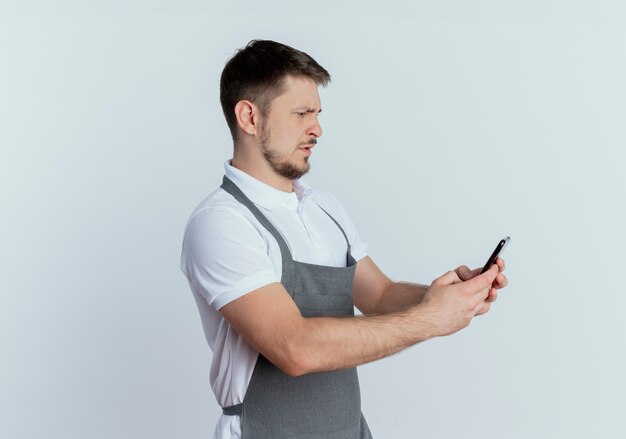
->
[292,303,438,376]
[373,281,430,314]
[286,282,433,376]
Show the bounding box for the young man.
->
[180,40,508,439]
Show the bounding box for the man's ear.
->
[234,100,260,136]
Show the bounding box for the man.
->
[180,40,508,439]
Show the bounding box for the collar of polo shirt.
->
[224,160,314,212]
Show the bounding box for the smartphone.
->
[479,237,510,274]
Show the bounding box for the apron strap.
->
[220,175,296,293]
[313,202,352,256]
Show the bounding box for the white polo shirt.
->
[180,160,368,439]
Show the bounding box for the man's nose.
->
[308,116,322,138]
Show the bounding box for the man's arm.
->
[351,256,428,315]
[352,256,508,315]
[374,282,430,313]
[219,265,500,377]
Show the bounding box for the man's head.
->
[220,40,331,181]
[220,40,330,141]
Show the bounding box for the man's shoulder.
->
[187,186,245,218]
[183,187,258,237]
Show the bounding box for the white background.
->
[1,1,625,438]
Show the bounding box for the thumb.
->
[433,270,463,286]
[455,265,472,281]
[463,265,499,293]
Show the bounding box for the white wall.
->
[1,1,625,437]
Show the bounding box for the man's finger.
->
[462,265,499,294]
[496,257,506,272]
[468,267,482,278]
[494,273,508,289]
[455,265,472,280]
[474,300,491,316]
[433,270,463,286]
[456,266,483,281]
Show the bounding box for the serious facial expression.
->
[258,76,323,180]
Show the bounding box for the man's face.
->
[258,75,323,180]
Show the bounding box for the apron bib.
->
[220,176,373,439]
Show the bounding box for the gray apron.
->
[220,176,373,439]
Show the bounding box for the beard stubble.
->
[259,123,311,180]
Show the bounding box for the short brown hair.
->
[219,40,331,141]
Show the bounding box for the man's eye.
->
[297,112,307,117]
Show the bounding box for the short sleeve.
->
[180,206,280,310]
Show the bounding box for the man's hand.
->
[454,257,508,315]
[420,265,500,336]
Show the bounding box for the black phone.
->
[479,237,510,274]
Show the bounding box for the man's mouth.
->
[299,144,314,156]
[300,140,317,149]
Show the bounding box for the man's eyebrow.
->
[292,107,322,114]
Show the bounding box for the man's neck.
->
[231,155,294,193]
